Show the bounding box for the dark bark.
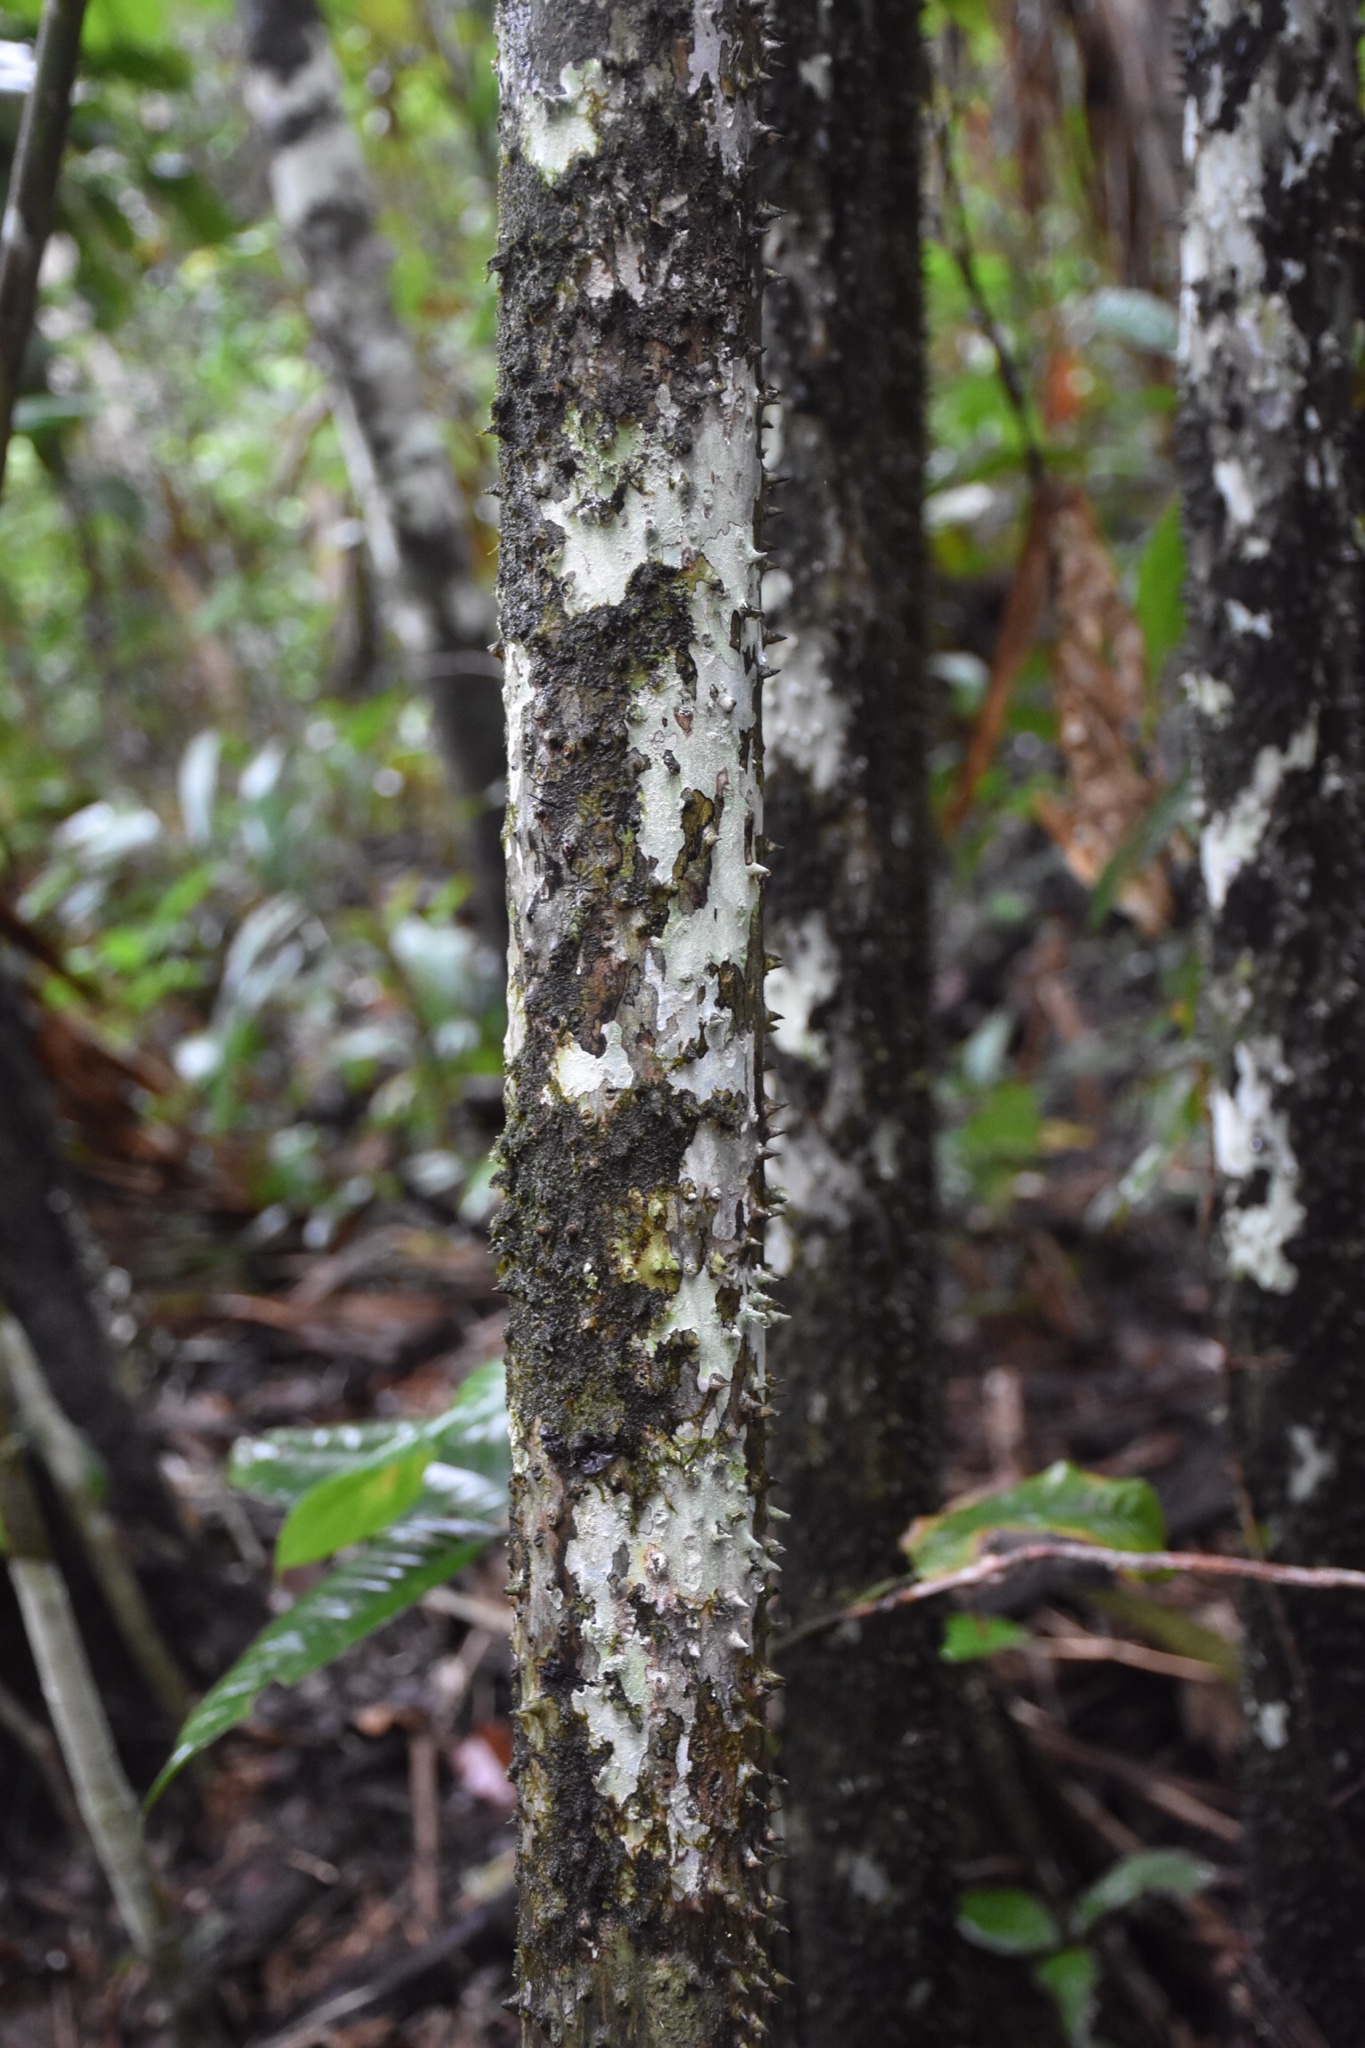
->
[0,0,89,493]
[494,5,773,2042]
[240,0,508,950]
[761,5,955,2042]
[1180,3,1365,2036]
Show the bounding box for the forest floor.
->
[0,841,1267,2048]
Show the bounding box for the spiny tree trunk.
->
[240,0,507,948]
[761,6,955,2041]
[1180,3,1365,2034]
[494,5,773,2041]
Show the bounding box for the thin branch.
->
[932,105,1044,488]
[777,1540,1365,1653]
[0,0,89,494]
[2,1318,193,1721]
[0,1356,214,2044]
[0,1672,80,1832]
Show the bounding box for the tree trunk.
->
[1180,3,1365,2035]
[494,5,772,2041]
[761,6,955,2042]
[240,0,507,949]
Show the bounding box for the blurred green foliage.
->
[0,0,504,1239]
[0,0,1205,1245]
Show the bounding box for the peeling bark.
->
[493,6,772,2044]
[240,0,507,946]
[761,5,955,2041]
[1180,3,1365,2033]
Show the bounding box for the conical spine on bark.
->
[1181,2,1365,2033]
[759,3,957,2040]
[493,5,771,2042]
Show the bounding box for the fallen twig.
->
[2,1318,193,1720]
[778,1538,1365,1653]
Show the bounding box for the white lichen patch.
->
[520,61,604,183]
[765,629,849,795]
[565,1455,764,1879]
[502,640,537,1068]
[553,1022,634,1112]
[1180,45,1334,550]
[766,911,839,1067]
[687,0,754,170]
[1255,1699,1291,1751]
[1201,714,1317,912]
[545,372,759,619]
[1211,1035,1306,1293]
[766,1119,862,1241]
[1288,1424,1336,1504]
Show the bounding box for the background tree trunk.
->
[761,5,956,2041]
[494,4,773,2041]
[1181,3,1365,2035]
[240,0,507,949]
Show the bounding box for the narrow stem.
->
[0,1359,209,2042]
[0,1670,80,1832]
[2,1317,193,1721]
[0,0,90,493]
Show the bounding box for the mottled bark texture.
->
[240,0,507,946]
[1180,4,1365,2035]
[760,6,954,2043]
[494,6,773,2044]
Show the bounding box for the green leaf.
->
[907,1462,1166,1580]
[148,1463,505,1804]
[958,1887,1060,1957]
[1134,499,1186,680]
[275,1442,434,1571]
[955,1080,1041,1165]
[1074,1850,1215,1933]
[228,1361,509,1504]
[1033,1946,1100,2046]
[229,1413,432,1503]
[941,1612,1031,1662]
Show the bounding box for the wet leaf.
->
[148,1464,505,1803]
[958,1887,1060,1956]
[1033,1946,1100,2046]
[1074,1849,1214,1933]
[907,1461,1166,1580]
[229,1361,509,1504]
[275,1443,434,1571]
